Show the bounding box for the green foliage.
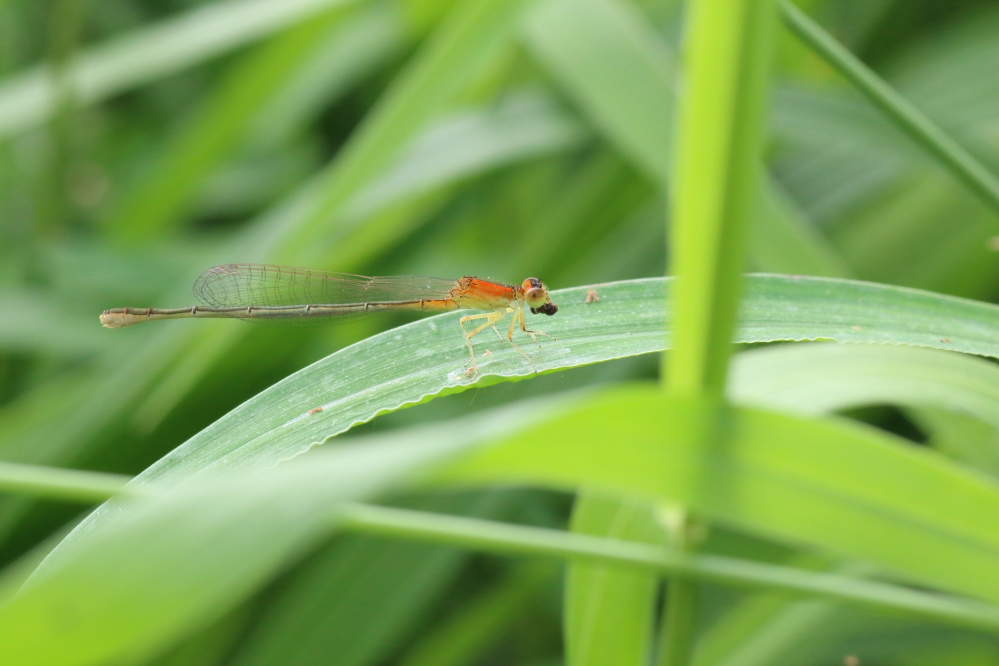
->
[0,0,998,664]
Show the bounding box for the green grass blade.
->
[730,343,999,428]
[780,0,999,213]
[14,277,999,622]
[0,0,363,140]
[667,0,777,395]
[656,546,699,666]
[17,346,999,659]
[42,495,497,666]
[521,3,827,649]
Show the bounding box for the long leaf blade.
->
[106,275,999,485]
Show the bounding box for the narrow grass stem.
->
[655,511,699,666]
[338,503,999,632]
[667,0,779,657]
[1,463,997,632]
[0,461,132,503]
[780,0,999,213]
[667,0,777,394]
[656,579,699,665]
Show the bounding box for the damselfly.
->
[100,264,559,374]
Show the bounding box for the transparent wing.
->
[193,264,457,309]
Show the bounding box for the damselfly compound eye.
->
[525,287,548,309]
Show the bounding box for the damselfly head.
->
[523,278,558,316]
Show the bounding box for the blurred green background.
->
[0,0,996,663]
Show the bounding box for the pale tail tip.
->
[100,311,127,328]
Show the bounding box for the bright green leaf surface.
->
[662,0,777,649]
[583,343,999,664]
[4,272,995,543]
[434,389,999,601]
[11,389,999,666]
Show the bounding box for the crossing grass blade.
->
[730,342,999,427]
[5,389,998,666]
